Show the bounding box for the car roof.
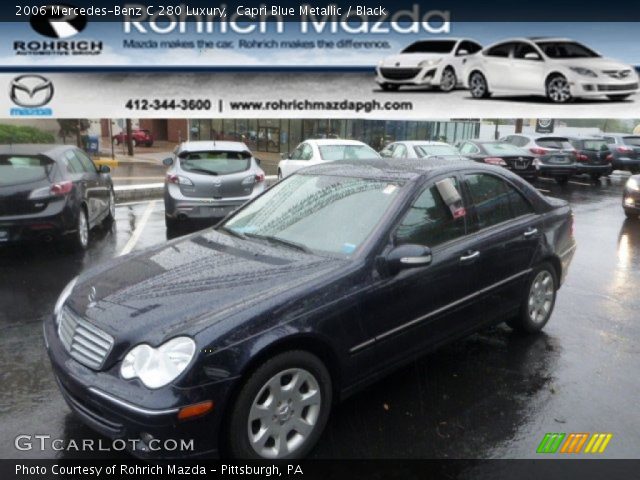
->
[0,143,75,157]
[507,133,570,140]
[395,141,453,146]
[298,157,492,181]
[306,139,369,146]
[178,141,249,152]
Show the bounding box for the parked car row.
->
[376,37,639,103]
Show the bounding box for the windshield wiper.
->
[244,233,311,253]
[185,168,219,176]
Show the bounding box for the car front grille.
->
[601,69,633,79]
[380,67,421,80]
[58,307,114,370]
[597,83,638,92]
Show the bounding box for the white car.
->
[376,38,483,92]
[278,139,380,179]
[380,141,466,161]
[464,37,639,103]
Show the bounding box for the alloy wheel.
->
[547,77,571,103]
[78,210,89,248]
[528,270,555,324]
[440,69,456,92]
[247,368,321,459]
[470,73,487,98]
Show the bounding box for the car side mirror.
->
[254,157,261,165]
[99,165,111,174]
[162,157,174,166]
[457,49,469,56]
[384,244,432,274]
[524,52,541,61]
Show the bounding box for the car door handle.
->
[523,228,539,238]
[460,251,480,263]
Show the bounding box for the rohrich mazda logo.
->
[9,75,54,116]
[30,4,87,39]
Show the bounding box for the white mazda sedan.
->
[376,38,483,92]
[464,37,639,103]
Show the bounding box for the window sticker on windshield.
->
[383,185,398,195]
[342,243,357,254]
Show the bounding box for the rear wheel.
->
[439,67,457,92]
[227,351,332,459]
[68,207,89,252]
[508,263,557,333]
[607,94,631,101]
[469,72,490,98]
[546,75,572,103]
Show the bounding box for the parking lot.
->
[1,176,639,459]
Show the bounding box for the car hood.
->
[381,53,446,67]
[552,57,634,72]
[65,230,348,344]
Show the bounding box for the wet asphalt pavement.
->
[1,176,639,459]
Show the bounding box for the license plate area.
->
[0,230,8,242]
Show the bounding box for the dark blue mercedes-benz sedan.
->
[44,158,576,459]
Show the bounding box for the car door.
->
[482,42,515,90]
[453,40,483,77]
[62,150,97,223]
[73,149,108,223]
[353,175,486,378]
[511,42,546,93]
[461,172,541,321]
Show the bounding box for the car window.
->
[622,136,640,147]
[482,143,529,156]
[466,174,534,229]
[318,144,379,161]
[602,137,615,144]
[535,137,573,150]
[395,178,466,247]
[582,140,609,151]
[64,150,85,174]
[401,40,456,54]
[536,41,599,59]
[513,42,540,60]
[300,144,313,161]
[0,155,55,186]
[457,41,482,55]
[180,150,251,175]
[74,149,98,173]
[392,144,407,158]
[458,143,480,154]
[289,145,303,160]
[380,144,395,157]
[414,144,460,157]
[485,42,513,58]
[507,136,528,147]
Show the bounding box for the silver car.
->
[163,141,266,229]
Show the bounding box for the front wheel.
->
[439,67,457,92]
[227,350,332,459]
[469,72,490,98]
[607,94,631,101]
[508,263,558,333]
[546,75,572,103]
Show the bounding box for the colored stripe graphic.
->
[584,433,613,454]
[537,433,613,454]
[560,433,589,453]
[537,433,566,453]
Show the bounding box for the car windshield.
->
[482,143,529,156]
[401,41,456,54]
[623,136,640,147]
[536,138,574,150]
[414,144,459,157]
[535,41,600,58]
[221,174,403,256]
[0,155,54,186]
[180,150,251,175]
[318,145,379,161]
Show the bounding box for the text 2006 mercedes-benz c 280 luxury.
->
[45,158,576,459]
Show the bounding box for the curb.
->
[113,176,279,204]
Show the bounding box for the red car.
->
[112,129,154,147]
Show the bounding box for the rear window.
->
[582,140,609,151]
[402,41,456,54]
[482,143,529,156]
[318,145,379,161]
[0,155,54,186]
[180,150,251,175]
[535,138,573,149]
[414,144,459,157]
[623,137,640,147]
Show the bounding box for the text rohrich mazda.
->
[465,37,639,103]
[45,159,576,459]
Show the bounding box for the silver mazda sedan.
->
[163,141,266,229]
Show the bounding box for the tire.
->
[68,207,89,252]
[227,350,332,459]
[546,75,572,103]
[625,209,638,220]
[380,83,399,92]
[555,176,569,185]
[607,94,631,101]
[469,72,490,98]
[508,263,558,334]
[103,189,116,226]
[439,67,457,92]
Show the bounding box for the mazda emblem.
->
[9,75,54,107]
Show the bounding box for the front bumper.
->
[376,65,443,86]
[44,317,235,459]
[164,183,264,221]
[572,75,639,97]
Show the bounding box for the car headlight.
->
[54,277,78,323]
[626,177,640,191]
[120,337,196,389]
[569,67,597,78]
[418,58,442,68]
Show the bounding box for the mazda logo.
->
[30,4,87,39]
[9,75,54,107]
